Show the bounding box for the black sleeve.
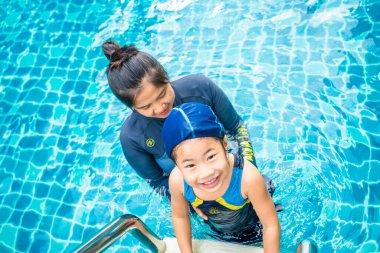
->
[120,134,170,200]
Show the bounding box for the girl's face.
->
[174,137,231,195]
[133,78,175,118]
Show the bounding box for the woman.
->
[102,41,255,199]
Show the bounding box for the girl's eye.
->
[208,154,216,160]
[185,164,195,169]
[142,105,150,110]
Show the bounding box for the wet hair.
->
[102,41,169,108]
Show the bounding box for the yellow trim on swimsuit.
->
[215,198,250,210]
[191,197,204,207]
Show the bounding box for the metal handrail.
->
[297,240,318,253]
[74,214,166,253]
[75,213,318,253]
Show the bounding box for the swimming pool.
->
[0,0,379,252]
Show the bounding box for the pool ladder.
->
[75,214,166,253]
[74,214,317,253]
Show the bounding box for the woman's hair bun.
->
[118,45,139,61]
[102,41,139,69]
[102,41,121,60]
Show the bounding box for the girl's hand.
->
[192,205,208,220]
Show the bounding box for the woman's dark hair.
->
[102,41,169,108]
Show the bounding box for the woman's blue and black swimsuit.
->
[184,154,281,244]
[120,74,255,199]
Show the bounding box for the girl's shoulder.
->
[241,158,263,196]
[169,167,185,194]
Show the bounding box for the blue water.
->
[0,0,379,252]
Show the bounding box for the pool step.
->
[164,237,263,253]
[74,214,317,253]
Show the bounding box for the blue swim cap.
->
[162,102,226,157]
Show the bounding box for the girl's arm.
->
[169,168,193,253]
[242,159,280,253]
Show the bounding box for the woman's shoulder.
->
[172,74,217,104]
[171,74,214,87]
[122,111,143,130]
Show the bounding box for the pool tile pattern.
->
[0,0,379,252]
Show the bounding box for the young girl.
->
[102,41,255,199]
[162,103,281,253]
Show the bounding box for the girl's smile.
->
[200,175,221,190]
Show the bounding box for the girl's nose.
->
[199,165,214,179]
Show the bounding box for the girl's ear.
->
[223,136,228,151]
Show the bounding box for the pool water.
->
[0,0,379,252]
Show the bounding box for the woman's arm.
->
[234,121,256,165]
[242,159,280,253]
[206,77,256,165]
[169,168,193,253]
[121,136,170,199]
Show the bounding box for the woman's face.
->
[133,78,175,118]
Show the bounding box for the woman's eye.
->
[158,91,166,98]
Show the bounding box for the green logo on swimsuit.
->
[209,207,220,215]
[146,138,155,147]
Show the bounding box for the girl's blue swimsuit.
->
[184,154,280,244]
